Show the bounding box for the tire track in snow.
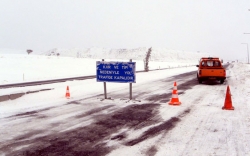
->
[133,82,228,156]
[107,70,198,103]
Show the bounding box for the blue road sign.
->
[96,61,136,83]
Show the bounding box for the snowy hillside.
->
[0,49,27,54]
[0,47,211,85]
[38,47,209,63]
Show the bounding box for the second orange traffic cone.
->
[222,85,234,110]
[168,81,181,105]
[65,86,70,99]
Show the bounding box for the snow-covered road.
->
[1,63,250,155]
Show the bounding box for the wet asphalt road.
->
[0,68,227,156]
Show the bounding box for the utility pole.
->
[241,43,249,64]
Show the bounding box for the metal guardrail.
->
[0,65,197,89]
[0,75,96,89]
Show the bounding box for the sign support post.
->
[102,59,107,99]
[129,59,132,100]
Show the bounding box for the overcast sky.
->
[0,0,250,61]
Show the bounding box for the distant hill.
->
[39,47,208,62]
[0,49,27,54]
[0,48,44,55]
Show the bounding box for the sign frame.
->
[96,61,136,83]
[96,59,136,100]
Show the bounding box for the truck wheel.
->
[198,79,202,84]
[220,79,224,84]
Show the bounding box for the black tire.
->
[220,79,224,84]
[198,79,202,84]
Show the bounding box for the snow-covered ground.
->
[0,48,203,115]
[1,49,250,155]
[0,48,206,84]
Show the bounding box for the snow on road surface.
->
[1,62,250,155]
[107,63,250,156]
[0,50,249,155]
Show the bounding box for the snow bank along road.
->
[1,64,248,155]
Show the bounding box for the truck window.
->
[201,61,207,66]
[201,60,221,67]
[214,61,220,67]
[207,61,213,67]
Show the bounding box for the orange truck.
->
[196,57,226,84]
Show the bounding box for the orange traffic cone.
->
[168,81,181,105]
[65,86,70,99]
[222,85,234,110]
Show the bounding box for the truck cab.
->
[196,57,226,84]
